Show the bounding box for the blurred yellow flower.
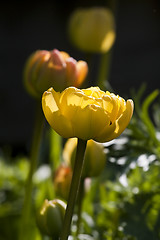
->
[63,138,106,178]
[68,7,116,53]
[23,49,88,98]
[42,86,134,143]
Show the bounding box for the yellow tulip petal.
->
[110,94,125,122]
[70,104,110,140]
[95,121,117,143]
[68,105,92,140]
[60,87,79,104]
[60,87,81,116]
[63,138,77,165]
[95,99,133,142]
[114,99,134,134]
[101,93,124,123]
[82,87,105,98]
[102,95,116,119]
[89,104,110,139]
[42,89,74,138]
[73,92,99,108]
[42,88,61,112]
[117,97,126,115]
[48,111,74,138]
[61,88,101,120]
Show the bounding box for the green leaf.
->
[141,89,159,145]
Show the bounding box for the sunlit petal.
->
[96,99,133,142]
[42,89,73,138]
[82,87,105,98]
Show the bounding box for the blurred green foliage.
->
[1,86,160,240]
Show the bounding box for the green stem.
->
[97,51,112,90]
[50,128,62,169]
[76,178,85,236]
[19,101,45,240]
[83,52,94,88]
[60,139,87,240]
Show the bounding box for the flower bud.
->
[54,165,72,200]
[68,7,116,53]
[63,138,106,178]
[23,49,88,98]
[36,199,66,238]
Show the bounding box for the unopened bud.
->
[68,7,116,53]
[23,49,88,98]
[36,199,66,238]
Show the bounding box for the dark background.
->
[0,0,160,154]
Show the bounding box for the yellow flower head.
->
[23,49,88,98]
[68,7,116,53]
[42,86,134,143]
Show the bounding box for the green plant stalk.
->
[83,52,94,88]
[76,178,85,236]
[50,128,62,169]
[19,101,45,240]
[97,51,112,90]
[141,89,160,146]
[60,138,87,240]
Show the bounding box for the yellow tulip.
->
[68,7,116,53]
[42,86,134,143]
[63,138,106,178]
[23,49,88,98]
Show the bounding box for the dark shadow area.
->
[0,0,160,154]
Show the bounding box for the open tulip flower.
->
[42,86,134,143]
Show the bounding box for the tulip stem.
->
[76,178,85,236]
[19,101,45,240]
[97,51,112,90]
[50,128,62,169]
[60,138,87,240]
